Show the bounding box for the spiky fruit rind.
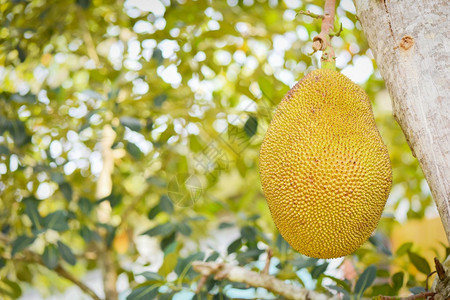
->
[259,69,392,259]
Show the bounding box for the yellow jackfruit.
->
[259,69,392,259]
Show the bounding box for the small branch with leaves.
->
[376,257,450,300]
[192,261,337,300]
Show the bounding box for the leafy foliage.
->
[0,0,445,299]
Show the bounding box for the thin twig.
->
[262,248,273,275]
[195,274,208,293]
[426,270,437,291]
[297,10,324,19]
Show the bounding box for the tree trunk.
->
[354,0,450,244]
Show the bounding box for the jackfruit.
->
[259,69,392,259]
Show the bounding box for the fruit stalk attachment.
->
[311,0,337,69]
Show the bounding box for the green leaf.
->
[126,142,143,160]
[276,234,291,254]
[159,292,176,300]
[157,124,174,144]
[243,115,258,138]
[42,244,59,269]
[80,225,100,243]
[50,172,65,184]
[240,226,257,242]
[0,144,9,155]
[189,135,204,152]
[396,242,413,256]
[146,118,153,131]
[153,94,167,107]
[185,216,207,222]
[371,284,395,296]
[11,235,36,256]
[102,193,122,208]
[218,222,233,229]
[311,262,328,279]
[235,157,247,177]
[258,76,273,99]
[141,223,175,237]
[23,197,42,229]
[247,214,260,221]
[407,251,431,275]
[57,241,76,265]
[206,251,219,262]
[59,182,73,201]
[147,205,162,219]
[120,117,142,132]
[160,232,176,250]
[163,241,177,256]
[354,265,376,299]
[176,223,192,236]
[0,279,22,298]
[159,252,177,277]
[175,252,205,278]
[43,210,69,232]
[227,238,242,254]
[138,271,164,282]
[0,117,10,135]
[10,120,30,147]
[152,49,163,65]
[236,248,264,264]
[79,197,94,215]
[76,0,90,9]
[291,257,319,269]
[159,195,174,214]
[368,234,392,256]
[323,275,351,292]
[127,285,159,300]
[0,258,5,268]
[146,176,166,187]
[327,285,350,300]
[376,269,390,278]
[392,272,404,291]
[10,92,37,103]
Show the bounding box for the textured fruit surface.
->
[259,69,392,259]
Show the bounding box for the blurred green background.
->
[0,0,447,299]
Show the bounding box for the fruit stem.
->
[311,0,337,69]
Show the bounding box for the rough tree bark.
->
[354,0,450,243]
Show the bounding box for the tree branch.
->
[377,292,436,300]
[76,8,100,66]
[96,125,119,300]
[2,249,102,300]
[54,265,103,300]
[192,261,337,300]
